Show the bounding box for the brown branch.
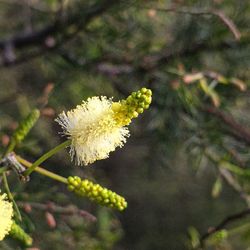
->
[1,3,248,70]
[0,0,120,66]
[0,0,60,13]
[17,201,97,222]
[203,106,250,145]
[212,10,241,41]
[137,40,243,75]
[151,7,241,40]
[58,39,241,76]
[0,25,56,51]
[2,10,248,69]
[0,0,117,50]
[200,207,250,246]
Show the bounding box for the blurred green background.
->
[1,0,250,249]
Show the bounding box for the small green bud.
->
[139,102,145,108]
[145,96,152,104]
[127,96,133,103]
[131,92,137,98]
[68,176,74,183]
[136,92,142,98]
[137,108,144,113]
[146,89,152,96]
[67,185,75,191]
[132,111,139,118]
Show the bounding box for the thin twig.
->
[205,150,250,206]
[219,168,250,206]
[0,0,60,13]
[203,106,250,145]
[150,7,241,40]
[2,173,22,221]
[0,0,120,67]
[0,0,117,50]
[221,145,246,168]
[17,201,97,222]
[200,208,250,246]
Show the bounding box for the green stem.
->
[1,140,16,158]
[0,137,22,221]
[23,140,71,176]
[2,173,22,221]
[3,140,16,156]
[16,155,67,184]
[0,166,9,174]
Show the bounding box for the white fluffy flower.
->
[0,193,13,241]
[56,96,130,166]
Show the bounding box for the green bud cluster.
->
[67,176,127,211]
[9,222,33,246]
[13,109,40,143]
[112,87,152,126]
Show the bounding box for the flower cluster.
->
[56,96,129,166]
[56,87,152,166]
[67,176,127,211]
[0,193,13,241]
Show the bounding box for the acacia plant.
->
[0,87,152,246]
[1,0,250,249]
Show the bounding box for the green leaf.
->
[187,226,200,249]
[219,161,250,177]
[211,177,222,198]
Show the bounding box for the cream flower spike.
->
[0,192,13,241]
[56,88,152,166]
